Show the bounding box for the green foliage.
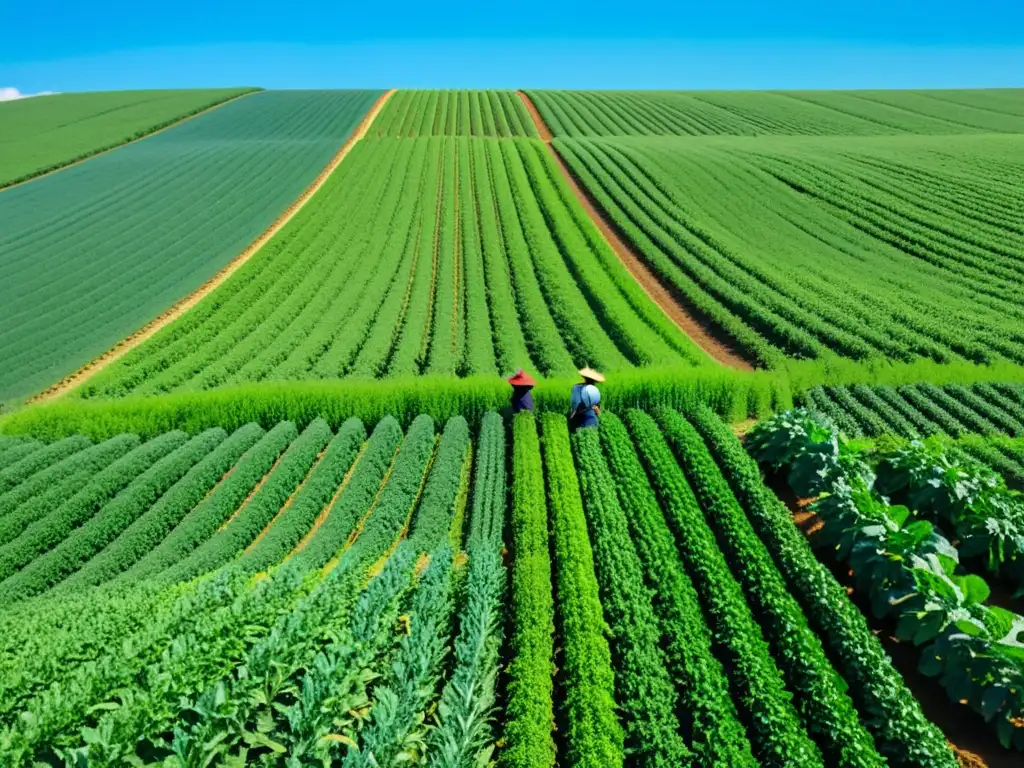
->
[0,435,91,494]
[408,416,471,550]
[552,130,1024,369]
[736,407,964,763]
[625,408,822,767]
[274,544,417,763]
[658,408,883,767]
[161,545,369,764]
[76,560,310,762]
[426,411,508,766]
[0,568,244,762]
[2,365,783,439]
[598,413,755,766]
[347,547,456,766]
[116,421,292,581]
[60,129,708,397]
[373,90,538,137]
[427,543,505,767]
[800,381,1024,441]
[155,418,332,584]
[876,440,1024,590]
[0,581,188,726]
[0,436,38,467]
[0,434,138,545]
[466,411,505,547]
[571,426,692,766]
[341,414,436,569]
[236,418,365,575]
[291,417,403,571]
[500,412,556,768]
[0,88,253,187]
[0,430,224,603]
[527,89,1024,137]
[59,423,264,589]
[2,91,384,403]
[0,431,186,588]
[539,413,624,768]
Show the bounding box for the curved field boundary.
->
[30,89,397,404]
[515,91,753,370]
[0,90,258,193]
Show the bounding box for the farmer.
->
[569,368,604,431]
[507,369,537,413]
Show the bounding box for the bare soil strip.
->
[514,90,754,370]
[0,91,257,193]
[30,89,397,404]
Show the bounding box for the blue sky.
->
[3,0,1023,92]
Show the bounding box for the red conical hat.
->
[507,369,537,387]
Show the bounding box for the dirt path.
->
[30,89,397,404]
[514,91,754,370]
[0,91,257,193]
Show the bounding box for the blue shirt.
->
[570,383,601,413]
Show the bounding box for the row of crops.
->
[0,411,507,764]
[801,381,1024,490]
[750,409,1024,750]
[551,132,1024,368]
[82,133,706,398]
[0,402,970,765]
[371,89,538,137]
[0,87,253,188]
[528,89,1024,136]
[4,89,1024,403]
[0,89,382,402]
[801,381,1024,439]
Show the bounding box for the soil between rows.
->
[514,90,755,371]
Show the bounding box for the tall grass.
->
[5,358,1024,441]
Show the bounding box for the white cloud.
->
[0,87,57,102]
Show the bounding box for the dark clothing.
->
[511,387,534,413]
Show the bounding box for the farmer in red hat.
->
[507,369,537,414]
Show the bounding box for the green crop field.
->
[372,89,538,136]
[3,86,1024,766]
[0,90,381,403]
[553,132,1024,368]
[0,404,963,766]
[80,129,705,398]
[0,88,254,188]
[528,88,1024,136]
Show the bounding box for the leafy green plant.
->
[0,430,188,594]
[539,413,624,768]
[599,412,754,765]
[347,547,456,766]
[237,418,365,575]
[116,421,293,581]
[658,408,882,767]
[156,418,332,583]
[0,433,139,546]
[746,406,1014,755]
[500,412,556,768]
[626,408,821,767]
[0,435,91,495]
[59,423,265,589]
[572,426,691,766]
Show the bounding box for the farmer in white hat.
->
[569,368,604,431]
